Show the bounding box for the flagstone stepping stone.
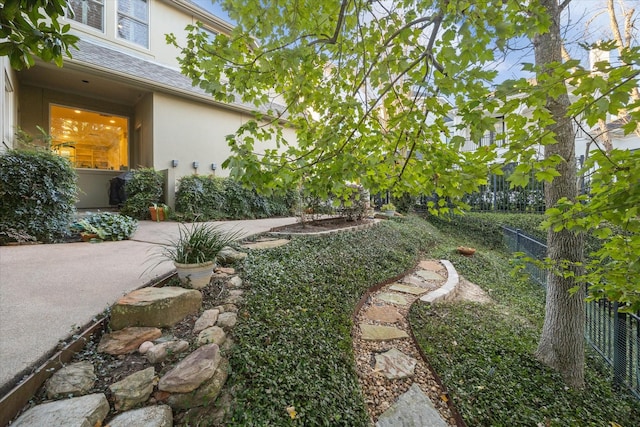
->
[110,286,202,330]
[241,238,290,250]
[374,348,417,380]
[376,384,448,427]
[418,260,443,271]
[146,340,190,364]
[11,393,109,427]
[167,357,229,410]
[360,324,409,341]
[401,275,435,289]
[389,283,429,295]
[109,367,156,411]
[193,309,220,334]
[45,361,95,399]
[197,326,226,346]
[98,327,162,355]
[107,405,173,427]
[364,305,403,323]
[158,344,221,393]
[376,292,409,306]
[415,270,445,281]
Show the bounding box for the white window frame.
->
[116,0,149,48]
[67,0,105,32]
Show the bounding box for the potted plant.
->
[149,203,168,222]
[380,202,396,217]
[158,222,243,289]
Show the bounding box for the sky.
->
[189,0,232,23]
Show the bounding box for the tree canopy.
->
[171,1,640,316]
[0,0,78,69]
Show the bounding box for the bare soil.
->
[269,217,374,233]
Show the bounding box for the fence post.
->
[492,174,497,211]
[613,302,628,388]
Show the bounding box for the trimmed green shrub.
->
[77,212,137,241]
[0,149,77,243]
[120,168,163,219]
[338,184,369,220]
[175,175,296,221]
[175,175,224,221]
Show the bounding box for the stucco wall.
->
[152,92,297,185]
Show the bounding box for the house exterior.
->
[0,0,294,209]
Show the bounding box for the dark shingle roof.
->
[69,38,284,116]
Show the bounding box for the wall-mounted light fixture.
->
[192,161,199,169]
[211,163,217,171]
[171,159,179,168]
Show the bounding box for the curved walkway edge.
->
[352,259,465,427]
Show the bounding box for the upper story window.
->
[68,0,104,31]
[117,0,149,48]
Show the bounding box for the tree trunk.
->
[533,0,586,389]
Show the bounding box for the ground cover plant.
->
[225,217,436,426]
[409,217,640,426]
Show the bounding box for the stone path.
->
[353,259,460,426]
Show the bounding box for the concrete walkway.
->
[0,217,298,392]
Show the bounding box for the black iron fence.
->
[503,226,640,399]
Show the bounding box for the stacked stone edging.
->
[11,256,250,427]
[419,260,460,304]
[269,218,381,237]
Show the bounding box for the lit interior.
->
[50,105,129,170]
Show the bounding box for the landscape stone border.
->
[268,218,381,237]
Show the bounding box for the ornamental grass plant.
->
[160,222,243,265]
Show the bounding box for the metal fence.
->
[503,226,640,399]
[502,227,547,287]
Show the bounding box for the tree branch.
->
[308,0,349,46]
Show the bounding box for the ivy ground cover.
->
[410,218,640,426]
[225,217,436,426]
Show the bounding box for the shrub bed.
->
[120,168,164,220]
[0,149,77,243]
[175,175,296,221]
[226,217,436,425]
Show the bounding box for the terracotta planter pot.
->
[80,232,99,242]
[174,260,215,289]
[149,206,166,222]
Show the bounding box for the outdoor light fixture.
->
[171,159,178,168]
[211,163,217,171]
[192,161,199,169]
